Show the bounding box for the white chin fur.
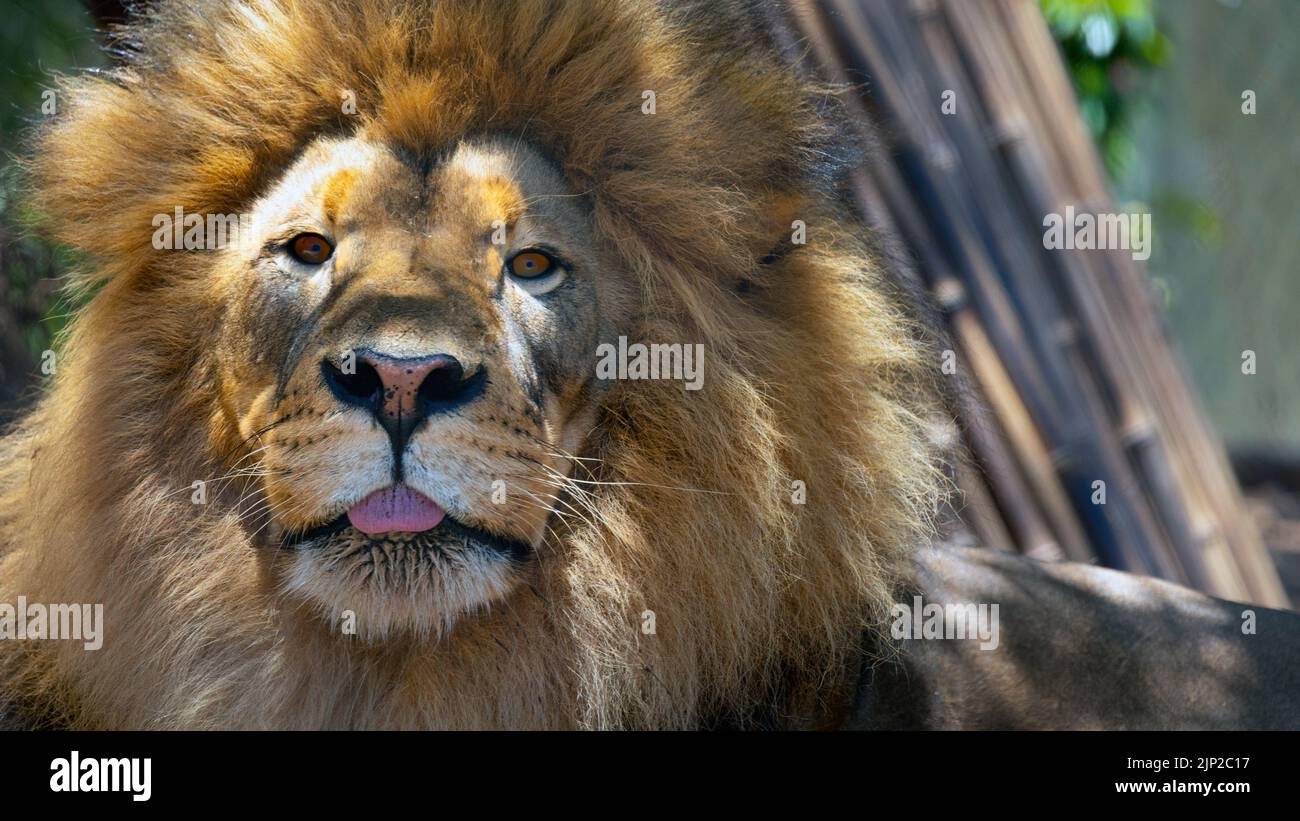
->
[283,538,520,642]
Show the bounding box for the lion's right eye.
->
[508,250,557,279]
[289,233,334,265]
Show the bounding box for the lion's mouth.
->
[346,484,446,534]
[276,493,531,639]
[280,484,531,562]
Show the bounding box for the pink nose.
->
[321,349,478,449]
[361,352,459,430]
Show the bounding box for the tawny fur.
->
[0,0,943,729]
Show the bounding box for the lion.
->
[3,0,1299,731]
[0,0,942,730]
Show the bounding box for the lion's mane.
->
[0,0,942,729]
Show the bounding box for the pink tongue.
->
[347,484,445,535]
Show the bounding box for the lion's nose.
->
[322,349,481,448]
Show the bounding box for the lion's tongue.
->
[347,485,445,535]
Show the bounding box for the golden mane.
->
[0,0,943,729]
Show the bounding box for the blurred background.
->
[2,0,1298,603]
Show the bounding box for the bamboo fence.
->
[772,0,1289,607]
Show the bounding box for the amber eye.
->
[289,233,333,265]
[508,249,556,279]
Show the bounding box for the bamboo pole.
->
[775,0,1289,607]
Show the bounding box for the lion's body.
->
[0,0,942,729]
[858,547,1300,730]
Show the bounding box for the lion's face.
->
[213,134,611,639]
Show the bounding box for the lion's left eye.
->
[507,250,557,279]
[289,233,334,265]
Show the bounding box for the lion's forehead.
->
[252,135,575,246]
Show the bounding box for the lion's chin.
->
[280,515,531,642]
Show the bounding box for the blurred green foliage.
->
[0,0,101,140]
[0,0,101,394]
[1040,0,1169,181]
[0,164,82,356]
